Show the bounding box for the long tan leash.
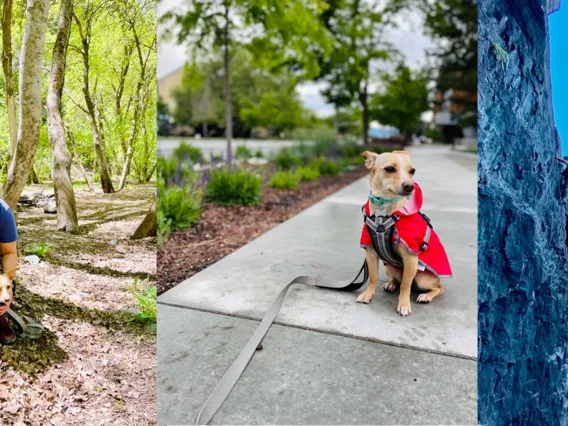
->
[196,262,369,425]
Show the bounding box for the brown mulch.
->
[157,167,368,294]
[1,183,156,426]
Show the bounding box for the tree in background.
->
[1,0,17,163]
[114,0,156,190]
[317,0,406,144]
[370,64,430,139]
[72,0,115,193]
[419,0,477,128]
[47,0,79,232]
[171,49,309,139]
[3,0,50,211]
[162,0,330,164]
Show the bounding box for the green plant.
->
[173,143,203,163]
[338,143,364,158]
[205,168,262,205]
[129,278,157,325]
[492,42,509,67]
[274,149,301,170]
[235,145,253,159]
[309,157,340,176]
[424,128,443,142]
[254,148,264,158]
[296,166,320,182]
[23,242,51,258]
[269,171,301,189]
[157,177,202,244]
[157,156,197,187]
[342,155,364,167]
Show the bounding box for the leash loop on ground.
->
[195,262,368,425]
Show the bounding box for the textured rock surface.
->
[479,0,568,424]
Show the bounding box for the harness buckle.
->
[420,241,429,251]
[376,224,386,233]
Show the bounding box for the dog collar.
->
[368,191,410,206]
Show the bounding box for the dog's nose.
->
[402,181,415,193]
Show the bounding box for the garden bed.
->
[157,166,367,294]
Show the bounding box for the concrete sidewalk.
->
[158,145,477,425]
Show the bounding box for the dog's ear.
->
[362,151,378,169]
[392,150,410,156]
[5,268,16,281]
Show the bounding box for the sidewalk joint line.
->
[158,300,477,362]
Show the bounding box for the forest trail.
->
[1,183,156,426]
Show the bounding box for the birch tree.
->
[3,0,50,211]
[72,0,115,193]
[1,0,17,163]
[47,0,79,232]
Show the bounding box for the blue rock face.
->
[479,0,568,423]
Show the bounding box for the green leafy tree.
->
[370,64,430,139]
[317,0,406,144]
[161,0,331,163]
[172,49,308,138]
[419,0,477,127]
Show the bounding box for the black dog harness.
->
[363,206,433,266]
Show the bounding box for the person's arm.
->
[0,242,18,279]
[0,199,18,278]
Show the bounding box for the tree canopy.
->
[370,64,430,136]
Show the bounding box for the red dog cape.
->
[360,182,452,278]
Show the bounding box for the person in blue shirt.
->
[0,199,19,344]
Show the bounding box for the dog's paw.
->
[397,299,412,316]
[416,293,432,303]
[383,280,396,292]
[357,290,374,304]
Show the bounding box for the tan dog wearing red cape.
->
[358,150,452,316]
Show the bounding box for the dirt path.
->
[0,184,156,426]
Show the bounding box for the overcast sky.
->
[157,0,436,118]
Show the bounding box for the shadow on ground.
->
[1,285,153,377]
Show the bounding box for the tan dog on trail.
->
[0,270,16,316]
[358,150,452,316]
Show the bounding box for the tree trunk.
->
[223,3,233,165]
[75,13,114,193]
[2,0,17,162]
[67,127,94,192]
[47,0,78,233]
[27,165,39,184]
[146,160,156,182]
[359,81,369,145]
[130,198,156,240]
[3,0,50,212]
[118,25,153,190]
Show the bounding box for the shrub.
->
[269,171,301,189]
[157,177,202,244]
[274,149,301,170]
[173,143,203,163]
[210,153,223,163]
[129,278,157,325]
[205,168,262,205]
[309,157,341,176]
[157,156,197,187]
[23,242,51,258]
[342,155,365,167]
[296,166,320,182]
[254,148,264,158]
[338,143,364,158]
[236,144,253,159]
